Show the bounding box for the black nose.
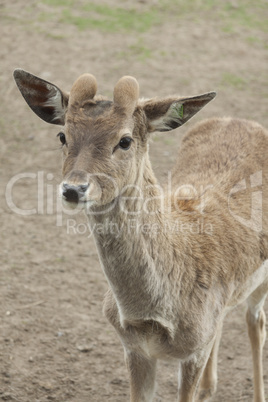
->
[62,183,89,203]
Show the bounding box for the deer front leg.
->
[197,323,223,401]
[178,345,214,402]
[247,285,267,402]
[124,348,157,402]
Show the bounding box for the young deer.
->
[14,69,267,402]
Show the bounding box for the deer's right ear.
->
[13,69,69,126]
[142,92,216,133]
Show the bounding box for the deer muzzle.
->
[62,183,89,204]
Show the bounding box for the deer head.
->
[13,69,216,213]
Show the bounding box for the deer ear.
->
[13,69,69,125]
[142,92,216,133]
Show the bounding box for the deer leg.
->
[247,283,267,402]
[197,323,223,401]
[178,345,213,402]
[124,348,157,402]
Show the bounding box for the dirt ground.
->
[0,0,268,401]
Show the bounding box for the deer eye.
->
[119,136,132,150]
[57,132,66,145]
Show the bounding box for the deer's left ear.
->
[142,92,216,133]
[13,69,69,126]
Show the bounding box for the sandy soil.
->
[0,0,267,401]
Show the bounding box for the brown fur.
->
[14,69,268,402]
[69,73,97,107]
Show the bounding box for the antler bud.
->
[113,76,139,115]
[69,73,97,107]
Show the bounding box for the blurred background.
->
[0,1,267,401]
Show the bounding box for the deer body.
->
[14,69,268,402]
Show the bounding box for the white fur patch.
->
[44,84,65,123]
[249,293,267,320]
[245,260,268,319]
[247,260,268,318]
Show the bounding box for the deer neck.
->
[86,157,180,330]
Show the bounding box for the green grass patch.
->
[159,0,215,14]
[12,0,267,39]
[160,0,267,34]
[118,39,152,62]
[46,32,66,39]
[36,0,268,38]
[43,0,74,6]
[221,1,268,32]
[38,2,160,33]
[62,5,160,33]
[221,72,246,90]
[246,36,264,46]
[38,11,56,23]
[129,43,152,61]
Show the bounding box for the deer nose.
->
[62,183,89,203]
